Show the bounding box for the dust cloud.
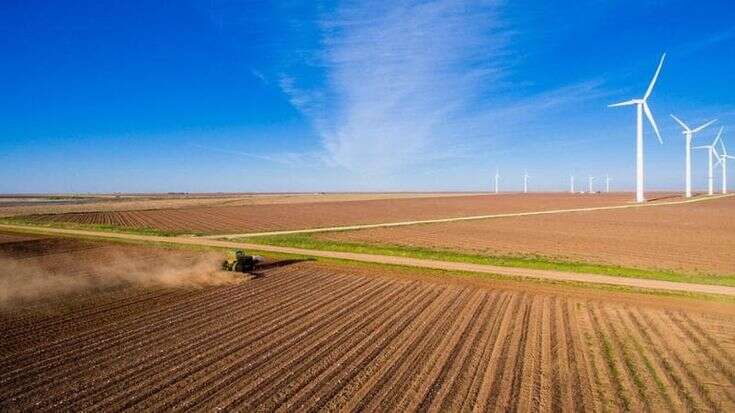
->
[0,250,241,307]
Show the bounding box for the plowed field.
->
[15,193,637,234]
[0,192,482,218]
[2,235,734,411]
[322,195,735,275]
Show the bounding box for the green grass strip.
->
[236,233,735,288]
[2,223,733,303]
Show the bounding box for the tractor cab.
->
[222,250,264,273]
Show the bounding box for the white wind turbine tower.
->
[605,175,612,193]
[588,175,595,193]
[523,171,529,193]
[570,175,575,193]
[608,53,665,203]
[494,169,500,194]
[670,115,717,197]
[693,127,723,195]
[715,137,734,194]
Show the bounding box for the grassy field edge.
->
[236,233,735,288]
[1,224,734,304]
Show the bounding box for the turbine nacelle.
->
[715,138,733,166]
[695,127,724,151]
[607,53,666,203]
[670,115,717,135]
[607,99,643,107]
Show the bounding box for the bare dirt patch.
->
[1,236,733,411]
[321,195,735,275]
[16,193,642,234]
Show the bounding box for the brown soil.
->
[3,222,734,296]
[0,192,482,218]
[0,233,43,244]
[16,193,641,234]
[1,236,734,411]
[322,195,735,275]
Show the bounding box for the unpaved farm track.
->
[322,194,735,275]
[15,193,640,234]
[2,261,734,411]
[2,223,735,296]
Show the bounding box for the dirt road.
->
[2,223,734,297]
[209,193,734,239]
[322,195,735,275]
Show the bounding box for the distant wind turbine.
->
[670,115,717,197]
[570,175,575,194]
[523,171,529,193]
[605,175,612,193]
[693,127,723,195]
[608,53,665,203]
[494,169,500,194]
[715,137,734,194]
[588,175,595,193]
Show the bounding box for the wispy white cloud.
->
[250,68,268,84]
[278,0,609,175]
[190,144,325,167]
[678,29,735,57]
[278,75,323,121]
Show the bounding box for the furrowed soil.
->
[2,234,734,411]
[0,192,482,218]
[13,193,640,234]
[321,195,735,276]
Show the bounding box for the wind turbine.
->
[605,175,612,193]
[588,175,595,193]
[523,171,529,193]
[670,115,717,197]
[715,138,734,194]
[693,127,723,195]
[608,53,665,203]
[494,169,500,194]
[570,175,575,194]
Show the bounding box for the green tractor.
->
[221,250,264,273]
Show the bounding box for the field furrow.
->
[2,236,734,411]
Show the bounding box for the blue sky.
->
[1,0,734,193]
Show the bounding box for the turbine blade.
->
[721,140,728,156]
[713,127,723,146]
[692,145,710,149]
[608,99,638,107]
[670,114,689,130]
[692,119,717,133]
[644,53,666,100]
[644,102,663,144]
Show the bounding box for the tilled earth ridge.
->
[1,238,734,411]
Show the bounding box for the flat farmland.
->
[2,234,735,411]
[15,193,641,234]
[0,192,483,218]
[320,195,735,275]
